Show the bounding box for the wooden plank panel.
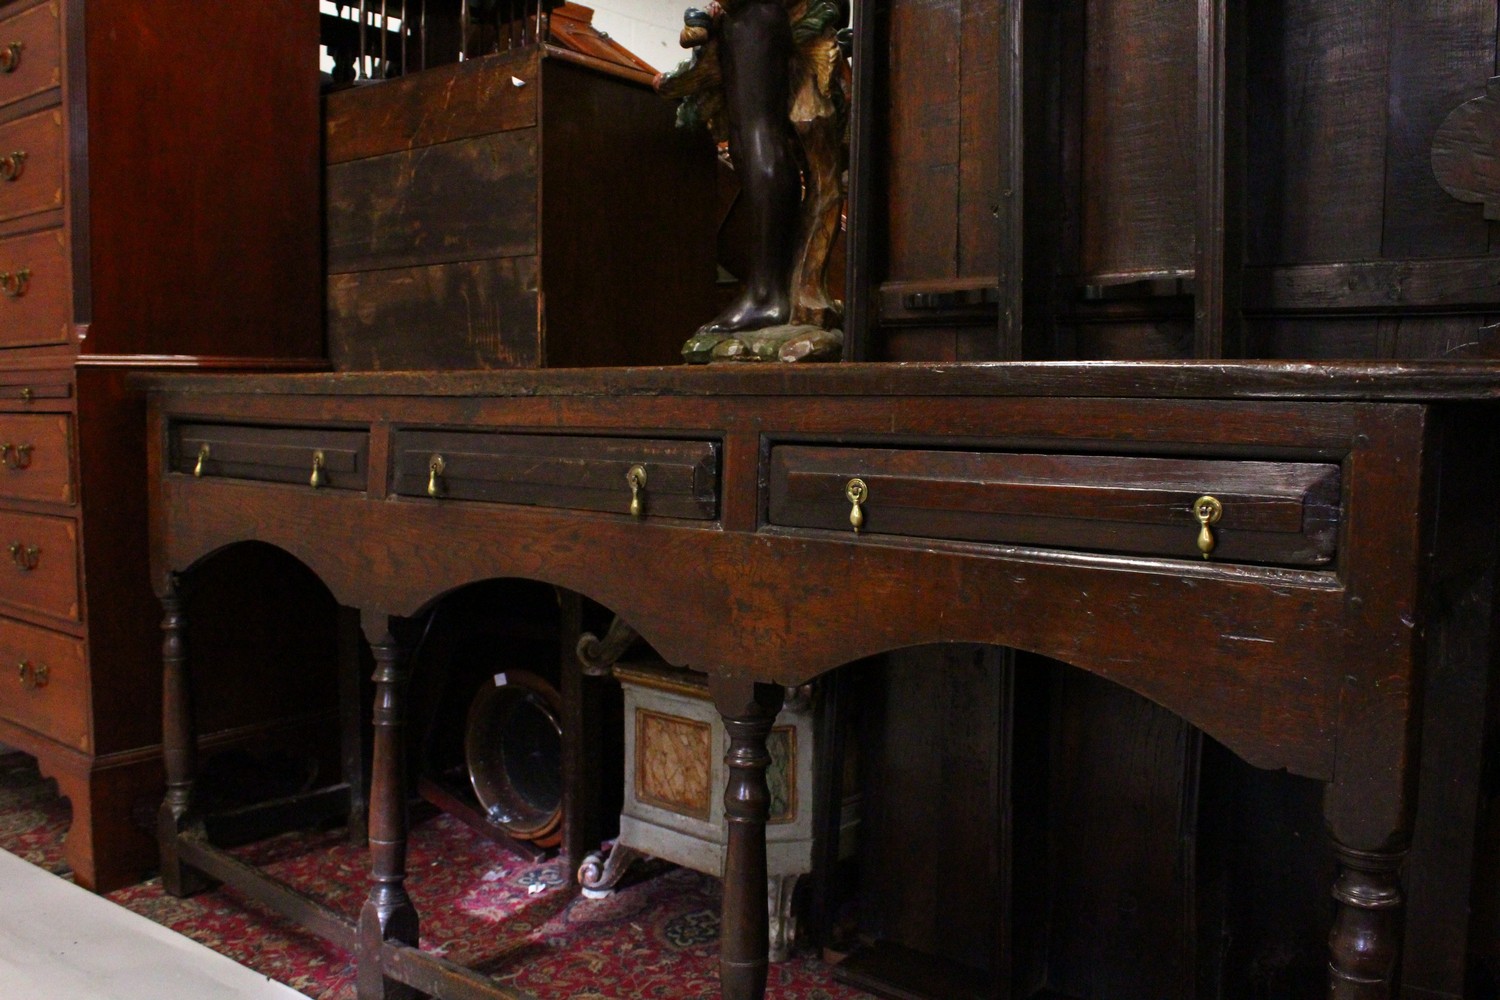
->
[328,257,541,371]
[326,130,538,274]
[1243,258,1500,313]
[324,49,540,165]
[1071,320,1194,360]
[1382,1,1497,258]
[885,0,960,282]
[1045,668,1197,999]
[1079,0,1196,280]
[1243,0,1389,266]
[958,0,1001,281]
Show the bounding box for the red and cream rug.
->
[0,752,869,1000]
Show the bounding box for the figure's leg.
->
[700,0,800,335]
[357,614,419,1000]
[711,676,785,1000]
[157,576,213,897]
[1327,844,1403,999]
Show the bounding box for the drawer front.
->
[0,615,87,750]
[0,226,67,347]
[768,446,1341,566]
[0,508,74,620]
[0,2,61,112]
[173,423,369,491]
[0,107,63,223]
[0,412,70,504]
[393,430,720,520]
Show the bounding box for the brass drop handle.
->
[1,443,33,470]
[18,387,32,403]
[309,450,326,489]
[0,42,21,74]
[626,464,647,517]
[8,542,38,571]
[1193,495,1223,559]
[0,268,29,298]
[846,478,868,534]
[0,151,25,182]
[427,454,445,497]
[17,660,47,690]
[193,443,209,478]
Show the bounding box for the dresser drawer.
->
[0,508,75,620]
[172,423,369,491]
[768,446,1341,566]
[0,107,63,224]
[0,226,67,347]
[0,2,61,112]
[392,430,720,520]
[0,615,87,751]
[0,412,69,504]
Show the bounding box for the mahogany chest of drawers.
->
[0,0,325,890]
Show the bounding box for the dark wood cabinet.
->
[0,0,327,890]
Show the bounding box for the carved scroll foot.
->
[768,873,801,963]
[577,843,645,898]
[1328,845,1404,1000]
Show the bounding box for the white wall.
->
[583,0,691,74]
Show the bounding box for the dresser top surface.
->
[130,359,1500,404]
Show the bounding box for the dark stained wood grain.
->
[1431,76,1500,222]
[328,258,542,371]
[883,0,960,284]
[1243,0,1389,267]
[326,129,539,274]
[325,49,540,165]
[1243,257,1500,314]
[1381,1,1498,259]
[1078,0,1196,281]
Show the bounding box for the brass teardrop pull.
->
[0,151,26,182]
[427,454,446,497]
[1193,495,1223,559]
[310,450,326,489]
[846,478,868,534]
[193,443,210,478]
[626,464,648,517]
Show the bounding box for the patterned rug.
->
[0,752,870,999]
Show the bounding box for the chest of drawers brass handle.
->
[0,268,28,298]
[427,454,445,497]
[0,151,25,182]
[17,660,47,690]
[310,450,326,489]
[0,42,20,75]
[8,542,38,571]
[1,443,33,470]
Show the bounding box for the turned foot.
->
[1328,846,1403,999]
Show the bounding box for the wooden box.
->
[324,43,719,371]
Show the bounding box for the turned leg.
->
[1328,844,1404,999]
[712,677,785,1000]
[157,577,211,897]
[357,617,419,1000]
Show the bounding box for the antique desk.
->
[139,361,1500,1000]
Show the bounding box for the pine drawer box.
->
[0,0,328,891]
